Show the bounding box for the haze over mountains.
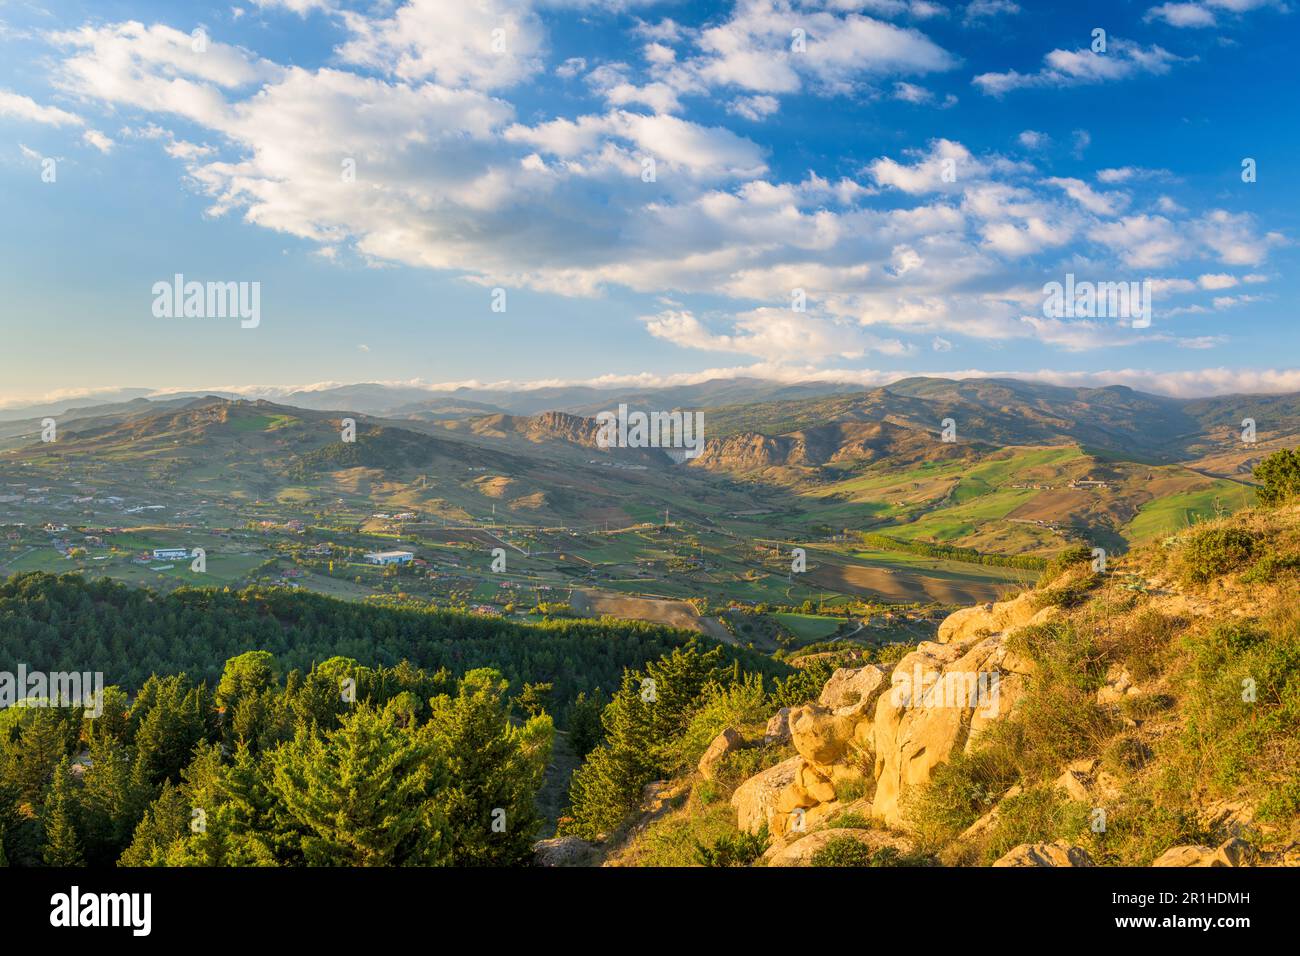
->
[4,375,1297,462]
[0,378,862,424]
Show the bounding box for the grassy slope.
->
[607,502,1300,867]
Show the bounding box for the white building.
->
[365,550,414,566]
[152,548,191,561]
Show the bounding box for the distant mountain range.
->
[4,376,1298,467]
[1,374,1289,592]
[0,377,861,425]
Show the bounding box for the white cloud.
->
[556,56,586,78]
[1091,214,1189,267]
[1046,176,1128,216]
[963,0,1020,25]
[1145,4,1218,28]
[693,1,957,98]
[38,11,1285,364]
[1145,0,1286,28]
[1096,166,1172,183]
[642,308,905,361]
[974,39,1183,95]
[0,89,83,126]
[81,129,114,152]
[1017,129,1049,150]
[586,64,684,114]
[892,81,932,103]
[1197,272,1238,289]
[728,94,781,120]
[251,0,335,15]
[336,0,546,91]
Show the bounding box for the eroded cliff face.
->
[733,592,1056,837]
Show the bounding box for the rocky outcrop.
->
[1053,757,1121,805]
[698,728,746,779]
[936,592,1050,644]
[870,629,1033,825]
[818,666,890,711]
[733,592,1052,840]
[1096,664,1138,705]
[992,841,1095,867]
[737,665,890,839]
[764,708,792,746]
[731,756,802,835]
[1152,838,1258,867]
[533,836,598,867]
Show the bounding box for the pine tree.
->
[566,689,607,759]
[119,781,189,867]
[564,643,724,839]
[42,759,84,866]
[269,704,449,866]
[428,669,553,866]
[78,733,137,866]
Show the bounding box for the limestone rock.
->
[937,592,1041,645]
[789,704,859,766]
[1200,800,1256,840]
[764,707,792,746]
[533,836,598,867]
[1051,758,1120,805]
[992,841,1096,867]
[871,632,1018,826]
[818,665,890,715]
[957,784,1023,843]
[734,593,1034,838]
[698,727,746,779]
[732,755,802,835]
[1152,838,1258,868]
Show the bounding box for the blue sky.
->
[0,0,1296,406]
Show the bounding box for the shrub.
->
[1040,545,1094,585]
[826,811,873,830]
[834,776,869,803]
[1171,610,1300,821]
[810,835,876,867]
[810,837,928,867]
[694,825,768,867]
[1033,568,1100,610]
[1119,693,1175,721]
[1102,734,1152,775]
[1098,794,1210,866]
[1178,526,1259,583]
[620,801,737,867]
[1117,610,1179,681]
[905,748,1019,850]
[1241,552,1300,584]
[981,786,1091,866]
[1254,448,1300,507]
[998,622,1117,778]
[671,673,769,773]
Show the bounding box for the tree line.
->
[0,571,784,725]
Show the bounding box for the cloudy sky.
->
[0,0,1295,406]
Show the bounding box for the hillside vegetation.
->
[0,573,785,723]
[555,464,1300,867]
